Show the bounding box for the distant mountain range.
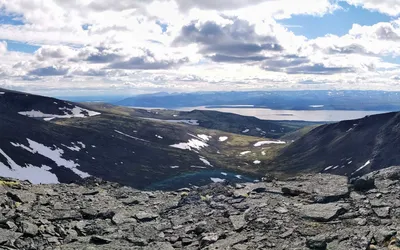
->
[115,90,400,111]
[2,87,400,189]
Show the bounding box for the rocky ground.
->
[1,167,400,249]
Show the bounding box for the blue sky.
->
[280,1,392,38]
[1,0,400,95]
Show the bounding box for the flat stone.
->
[135,211,158,222]
[230,214,246,231]
[282,174,349,203]
[21,221,38,237]
[373,207,391,218]
[0,228,22,244]
[6,191,36,203]
[300,203,346,222]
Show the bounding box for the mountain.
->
[1,166,399,249]
[0,88,300,189]
[271,111,400,178]
[115,90,400,111]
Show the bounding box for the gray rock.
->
[282,174,349,203]
[143,242,174,250]
[300,203,346,222]
[230,214,246,231]
[373,207,391,218]
[135,211,158,222]
[0,228,22,244]
[90,235,112,245]
[20,221,38,237]
[306,234,327,249]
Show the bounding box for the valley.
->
[2,87,400,190]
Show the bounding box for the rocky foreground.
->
[1,168,400,249]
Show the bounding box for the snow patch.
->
[221,172,227,176]
[197,134,211,141]
[210,177,225,183]
[353,160,371,174]
[199,157,213,167]
[240,151,251,156]
[253,160,261,164]
[170,166,180,169]
[114,130,149,142]
[242,129,249,133]
[0,148,59,184]
[261,151,266,156]
[254,140,286,147]
[0,92,4,95]
[324,166,333,171]
[170,139,208,151]
[235,175,242,179]
[219,136,228,142]
[18,106,101,120]
[191,165,207,169]
[155,135,163,139]
[12,139,90,178]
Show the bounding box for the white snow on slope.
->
[114,130,149,142]
[219,136,228,142]
[197,134,211,141]
[210,177,225,183]
[170,139,208,151]
[191,165,207,169]
[170,166,180,169]
[353,160,371,174]
[18,106,101,120]
[199,157,213,167]
[0,148,59,184]
[242,129,249,133]
[253,160,261,164]
[221,172,227,176]
[0,92,5,95]
[11,139,90,178]
[324,166,333,171]
[240,151,251,156]
[254,140,286,147]
[235,175,242,179]
[77,142,86,148]
[155,135,163,139]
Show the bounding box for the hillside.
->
[0,89,294,189]
[0,166,399,249]
[82,102,312,139]
[271,111,400,177]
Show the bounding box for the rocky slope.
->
[272,112,400,178]
[1,166,400,249]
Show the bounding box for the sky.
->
[1,1,400,96]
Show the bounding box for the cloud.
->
[35,46,75,61]
[345,0,400,16]
[109,56,188,70]
[174,0,266,11]
[325,44,369,55]
[0,41,6,54]
[29,66,69,76]
[174,18,282,63]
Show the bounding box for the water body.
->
[145,170,258,191]
[176,106,389,122]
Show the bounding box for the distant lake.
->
[175,106,389,122]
